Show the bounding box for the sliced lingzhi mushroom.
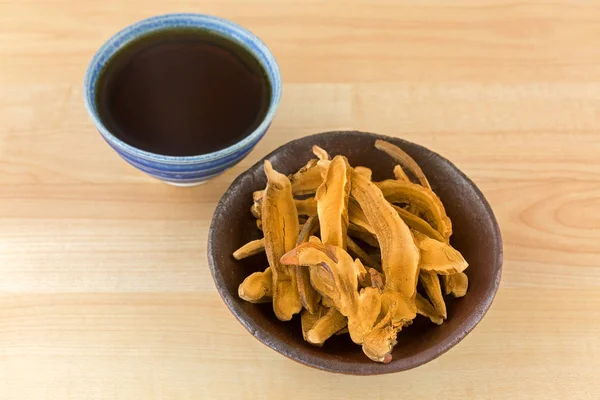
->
[262,160,302,321]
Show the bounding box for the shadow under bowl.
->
[208,131,503,375]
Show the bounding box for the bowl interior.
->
[208,131,502,375]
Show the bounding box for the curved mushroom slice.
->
[351,198,444,244]
[297,215,320,245]
[392,205,444,242]
[348,199,375,234]
[233,239,265,260]
[393,165,410,182]
[262,160,302,321]
[375,139,431,190]
[361,308,396,363]
[350,171,421,362]
[416,292,443,325]
[286,146,330,196]
[412,230,468,275]
[250,200,262,219]
[306,307,348,346]
[289,159,321,195]
[280,242,382,344]
[252,195,317,219]
[312,145,330,161]
[443,272,468,297]
[238,267,272,303]
[361,294,416,363]
[351,171,420,303]
[253,190,264,202]
[355,166,372,180]
[316,155,351,249]
[419,271,447,320]
[376,179,452,241]
[300,305,328,341]
[295,215,322,313]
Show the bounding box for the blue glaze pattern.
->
[84,14,281,185]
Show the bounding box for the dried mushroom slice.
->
[392,204,444,242]
[393,165,410,182]
[443,272,468,297]
[412,230,468,275]
[306,307,348,346]
[361,303,412,363]
[290,159,322,195]
[252,196,317,219]
[419,271,447,320]
[361,289,417,363]
[350,171,421,362]
[376,179,452,240]
[312,145,330,161]
[300,305,328,341]
[375,139,431,190]
[295,216,322,313]
[316,155,351,249]
[296,214,320,245]
[415,292,443,325]
[238,267,272,303]
[281,242,382,344]
[233,239,265,260]
[355,166,372,180]
[348,199,376,234]
[361,311,396,363]
[348,199,379,247]
[250,200,262,219]
[350,171,420,303]
[262,160,302,321]
[297,266,322,314]
[253,190,264,202]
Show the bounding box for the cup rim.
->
[83,13,282,164]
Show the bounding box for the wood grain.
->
[1,1,599,399]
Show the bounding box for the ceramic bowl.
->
[83,13,281,186]
[208,131,502,374]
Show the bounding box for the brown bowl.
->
[207,131,502,375]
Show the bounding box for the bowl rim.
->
[207,130,503,375]
[83,13,282,165]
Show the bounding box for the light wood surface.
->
[1,1,600,399]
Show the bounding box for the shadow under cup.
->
[83,13,282,186]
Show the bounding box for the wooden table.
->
[1,1,599,399]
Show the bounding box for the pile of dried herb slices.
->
[233,140,468,363]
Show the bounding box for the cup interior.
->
[83,13,282,162]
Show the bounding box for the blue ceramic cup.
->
[84,14,282,186]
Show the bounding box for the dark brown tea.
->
[95,28,271,156]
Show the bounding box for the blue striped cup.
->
[83,13,282,186]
